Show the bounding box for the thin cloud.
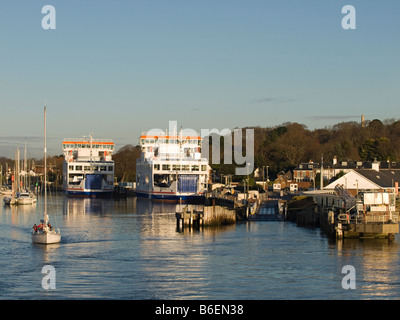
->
[250,97,299,104]
[308,115,360,121]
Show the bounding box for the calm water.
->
[1,193,400,300]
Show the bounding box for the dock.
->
[176,203,237,231]
[176,206,204,230]
[248,199,287,221]
[289,189,399,239]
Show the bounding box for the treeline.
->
[2,118,399,184]
[208,118,400,181]
[112,118,400,183]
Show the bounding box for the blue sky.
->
[0,0,399,158]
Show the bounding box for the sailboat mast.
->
[44,106,47,223]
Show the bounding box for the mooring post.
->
[189,207,193,228]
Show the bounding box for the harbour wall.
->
[287,196,399,239]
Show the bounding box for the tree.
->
[113,145,141,182]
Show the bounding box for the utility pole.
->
[320,154,324,190]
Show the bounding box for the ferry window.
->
[150,139,154,144]
[94,166,99,171]
[154,164,160,170]
[182,165,190,171]
[191,165,199,171]
[100,166,106,171]
[172,164,181,171]
[84,166,90,170]
[108,166,113,171]
[111,145,114,150]
[69,165,74,170]
[76,166,82,170]
[140,139,144,145]
[201,165,207,171]
[145,139,150,144]
[162,164,170,170]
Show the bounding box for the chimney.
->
[333,156,337,165]
[372,159,380,171]
[361,114,365,128]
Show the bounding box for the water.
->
[1,193,400,300]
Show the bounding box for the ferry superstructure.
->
[62,135,115,197]
[136,130,209,201]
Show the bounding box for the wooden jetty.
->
[176,204,237,231]
[176,206,204,230]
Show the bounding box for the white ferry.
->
[62,135,115,197]
[136,130,209,201]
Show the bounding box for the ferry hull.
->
[66,189,114,198]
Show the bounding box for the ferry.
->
[62,135,115,197]
[136,130,209,201]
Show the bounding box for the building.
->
[293,160,319,189]
[324,162,400,196]
[294,157,400,190]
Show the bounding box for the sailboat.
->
[32,106,61,244]
[17,141,36,205]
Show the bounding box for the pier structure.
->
[176,203,237,231]
[175,187,256,231]
[248,199,287,221]
[295,187,399,239]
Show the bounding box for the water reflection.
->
[2,194,400,299]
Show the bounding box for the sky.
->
[0,0,399,158]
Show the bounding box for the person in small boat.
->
[32,224,37,233]
[38,222,44,231]
[47,222,52,231]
